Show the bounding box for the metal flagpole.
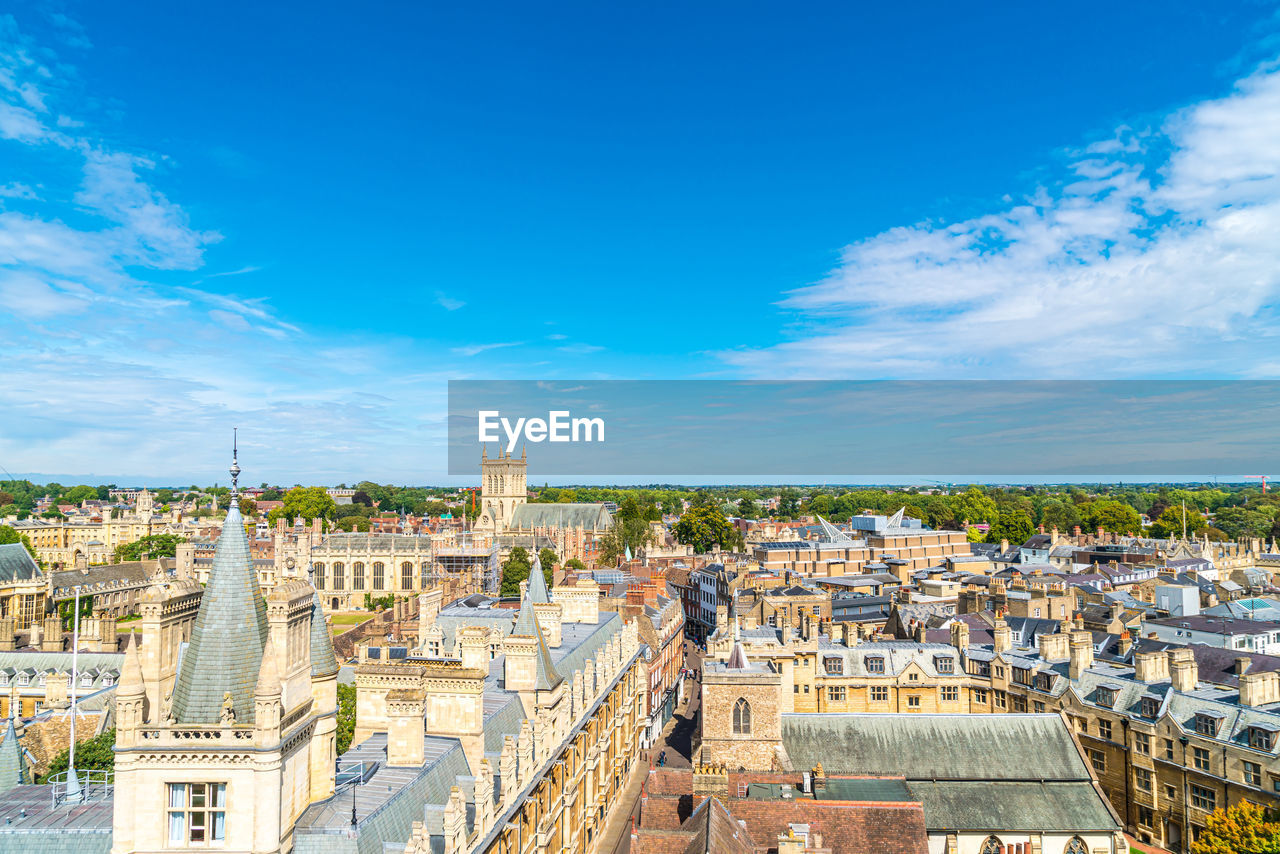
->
[66,585,83,802]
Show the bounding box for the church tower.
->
[476,444,528,532]
[111,438,340,854]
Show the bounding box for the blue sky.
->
[2,2,1280,483]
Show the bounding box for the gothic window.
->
[980,837,1003,854]
[401,562,414,590]
[733,698,752,735]
[1064,837,1089,854]
[332,562,345,591]
[372,562,385,591]
[315,563,326,589]
[352,562,366,591]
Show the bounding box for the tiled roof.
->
[169,504,269,724]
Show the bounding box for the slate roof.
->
[509,597,562,691]
[49,560,160,598]
[781,713,1091,781]
[0,720,31,793]
[309,587,340,677]
[0,544,40,584]
[169,503,269,724]
[780,713,1120,835]
[508,503,612,531]
[907,780,1118,832]
[526,554,551,604]
[0,782,113,854]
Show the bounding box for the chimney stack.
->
[1069,630,1093,679]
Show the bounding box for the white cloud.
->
[0,181,37,199]
[723,62,1280,379]
[435,291,465,311]
[451,341,523,357]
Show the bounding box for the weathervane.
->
[229,427,241,495]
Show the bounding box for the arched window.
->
[1064,838,1089,854]
[372,562,385,591]
[332,562,345,591]
[315,563,326,589]
[400,562,413,590]
[352,562,365,591]
[980,837,1003,854]
[733,698,751,735]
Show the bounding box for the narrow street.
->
[600,639,704,853]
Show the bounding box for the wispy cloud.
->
[0,12,444,481]
[723,60,1280,379]
[557,343,604,355]
[435,290,465,311]
[451,341,523,357]
[0,181,37,199]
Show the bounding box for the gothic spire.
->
[168,451,268,724]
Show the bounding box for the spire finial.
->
[229,428,241,495]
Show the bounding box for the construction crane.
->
[1246,475,1272,494]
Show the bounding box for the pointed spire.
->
[169,458,269,724]
[118,635,145,698]
[0,718,30,793]
[509,596,562,691]
[307,564,339,678]
[726,641,749,670]
[255,647,281,697]
[526,553,550,604]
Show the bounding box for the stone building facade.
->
[701,608,1280,852]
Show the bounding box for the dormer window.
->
[1141,697,1159,718]
[935,656,955,674]
[1250,726,1277,752]
[1035,673,1053,692]
[1096,686,1117,708]
[866,656,885,674]
[1195,713,1222,737]
[824,657,843,675]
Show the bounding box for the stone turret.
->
[992,619,1012,654]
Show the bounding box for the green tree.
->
[1037,498,1081,533]
[336,683,356,755]
[948,488,998,529]
[737,496,758,519]
[538,548,558,570]
[564,557,586,573]
[38,728,117,783]
[986,508,1033,545]
[1149,504,1208,539]
[672,506,739,554]
[1084,499,1142,534]
[598,517,655,565]
[1191,801,1280,854]
[776,488,800,518]
[239,498,257,516]
[115,534,186,562]
[155,489,175,503]
[62,484,97,504]
[280,487,337,524]
[500,546,535,597]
